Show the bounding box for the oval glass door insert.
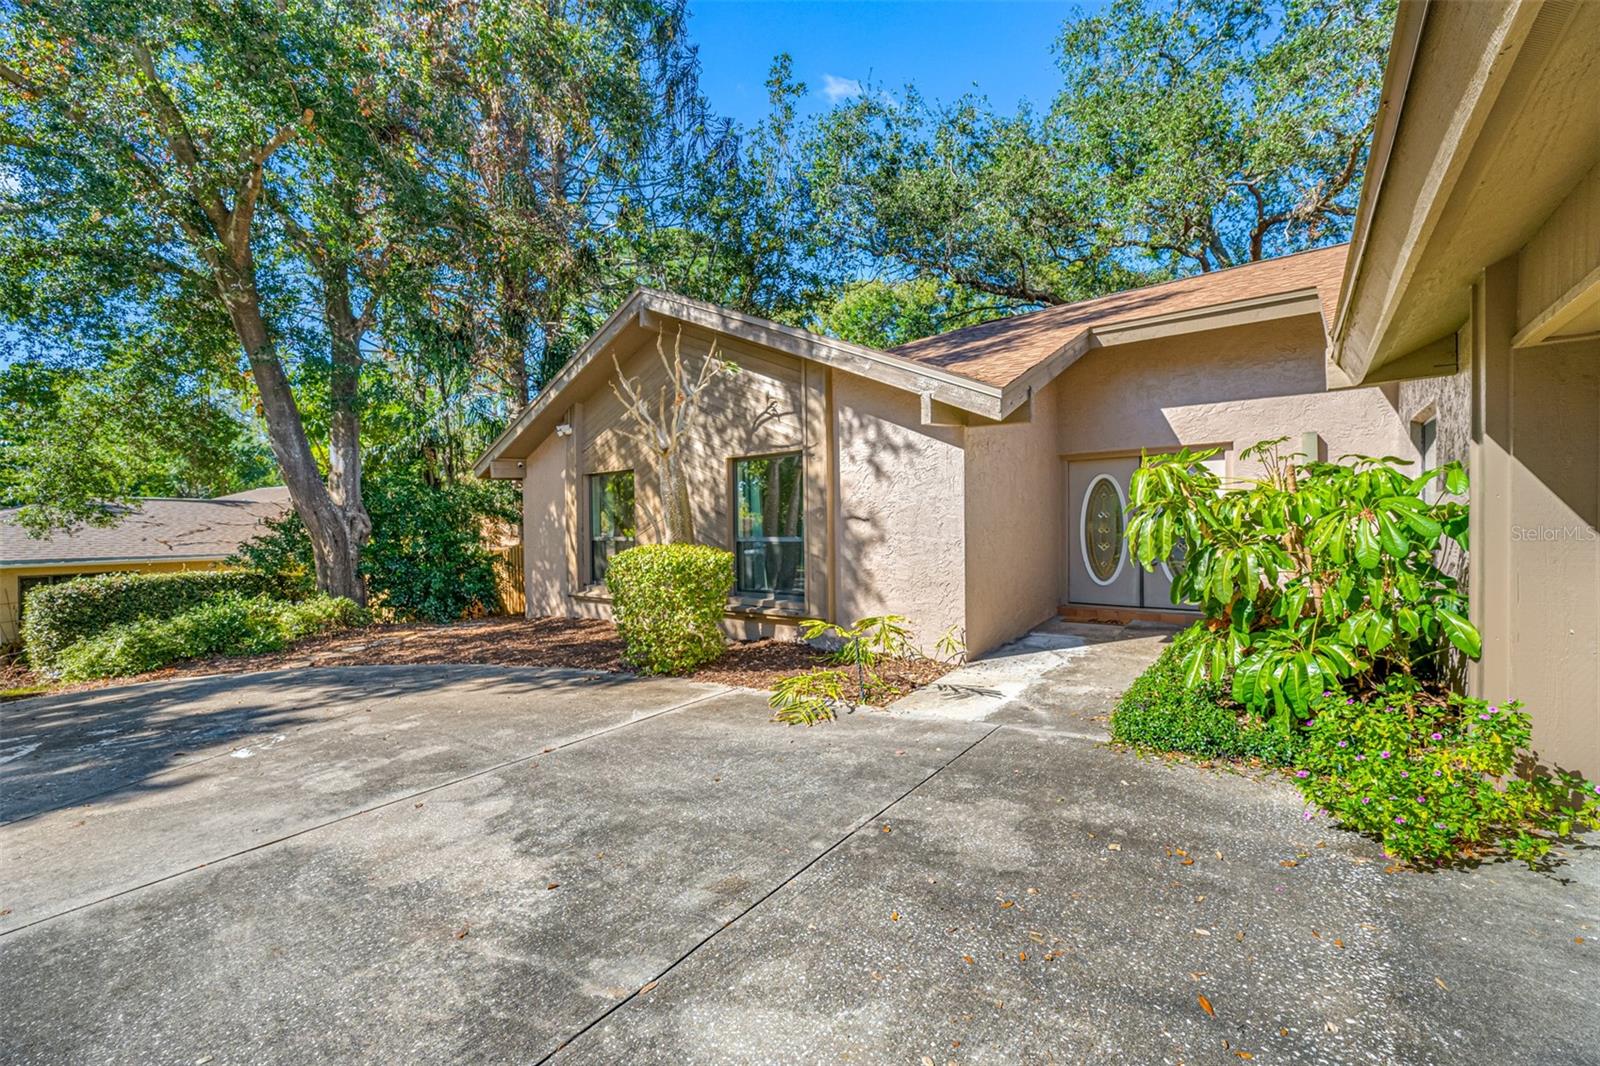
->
[1083,477,1124,583]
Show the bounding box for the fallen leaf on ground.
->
[639,980,658,994]
[1197,994,1215,1017]
[546,882,560,890]
[454,925,469,940]
[962,955,974,965]
[1435,977,1450,991]
[999,900,1015,910]
[890,911,901,921]
[1280,860,1298,868]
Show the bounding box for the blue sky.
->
[687,1,1099,124]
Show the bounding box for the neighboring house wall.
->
[1055,316,1417,475]
[1,559,224,648]
[962,377,1064,655]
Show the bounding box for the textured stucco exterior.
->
[1055,317,1417,477]
[509,307,1425,660]
[962,378,1064,654]
[831,373,966,650]
[521,431,568,618]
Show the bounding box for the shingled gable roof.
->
[890,243,1349,390]
[474,246,1347,474]
[0,488,291,567]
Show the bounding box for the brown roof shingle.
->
[889,244,1348,389]
[1,489,292,567]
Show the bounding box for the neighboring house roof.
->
[890,244,1348,389]
[0,489,292,567]
[474,246,1347,474]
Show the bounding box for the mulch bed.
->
[2,616,955,705]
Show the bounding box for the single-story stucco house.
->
[0,487,291,647]
[1327,0,1599,778]
[475,244,1426,658]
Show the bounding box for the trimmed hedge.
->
[1110,627,1301,766]
[22,569,275,669]
[605,544,734,675]
[53,594,367,682]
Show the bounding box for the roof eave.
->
[472,289,1006,476]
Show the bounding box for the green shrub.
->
[22,569,275,669]
[1111,627,1302,766]
[1127,441,1475,728]
[605,544,734,675]
[53,594,366,682]
[231,473,516,621]
[1293,687,1600,866]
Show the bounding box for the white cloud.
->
[819,74,864,103]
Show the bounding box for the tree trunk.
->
[223,279,367,602]
[321,267,373,605]
[660,450,695,544]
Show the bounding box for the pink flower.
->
[1295,770,1310,778]
[1478,713,1492,721]
[1394,816,1406,825]
[1380,751,1392,759]
[1430,732,1443,740]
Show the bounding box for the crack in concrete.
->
[538,722,1003,1065]
[0,686,730,938]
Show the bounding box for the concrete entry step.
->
[886,619,1181,737]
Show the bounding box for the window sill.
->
[571,586,807,621]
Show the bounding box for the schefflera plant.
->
[1125,439,1478,729]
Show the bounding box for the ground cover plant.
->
[1110,628,1301,766]
[1120,441,1598,865]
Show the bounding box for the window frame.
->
[586,469,636,586]
[730,450,806,602]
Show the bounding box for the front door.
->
[1066,457,1141,607]
[1066,456,1220,610]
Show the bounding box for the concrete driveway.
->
[2,644,1597,1065]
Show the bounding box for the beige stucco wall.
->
[1,559,223,648]
[962,378,1064,654]
[521,327,830,640]
[1056,316,1417,477]
[521,430,569,617]
[831,372,967,651]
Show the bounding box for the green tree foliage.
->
[232,472,518,622]
[811,278,1011,348]
[807,0,1394,304]
[0,354,274,533]
[1126,440,1476,728]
